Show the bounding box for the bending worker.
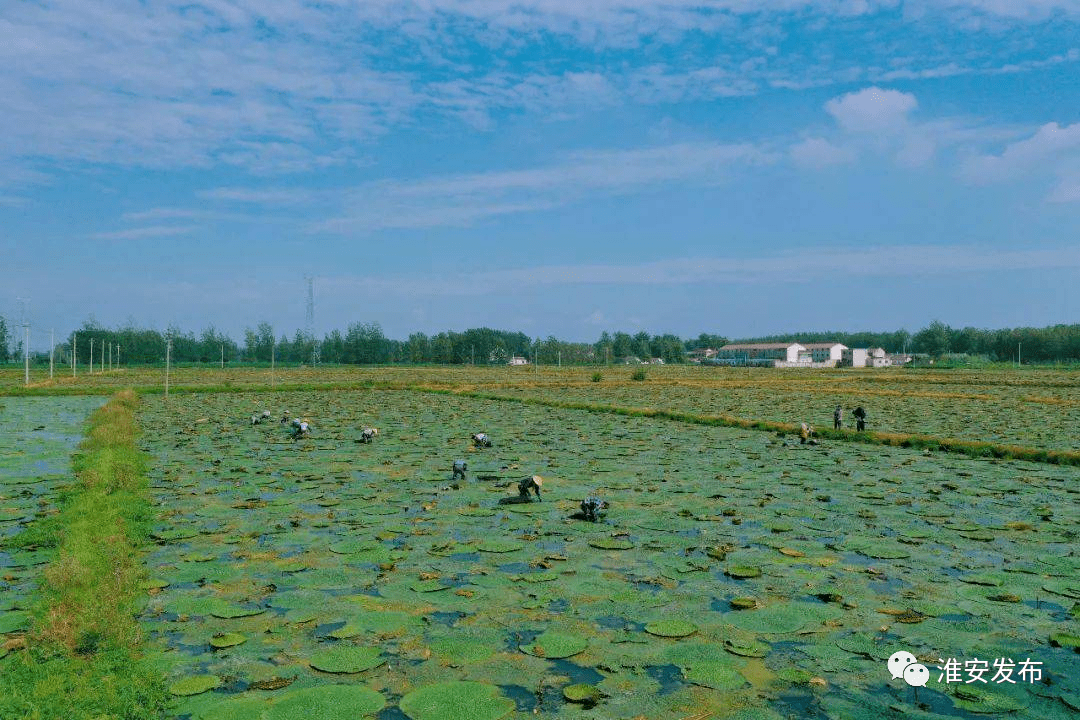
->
[290,418,311,439]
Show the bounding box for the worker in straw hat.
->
[498,475,544,504]
[471,432,492,448]
[360,427,379,443]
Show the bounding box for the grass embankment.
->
[424,388,1080,466]
[0,391,168,720]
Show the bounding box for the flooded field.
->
[0,396,106,643]
[134,389,1080,719]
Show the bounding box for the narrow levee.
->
[0,391,169,720]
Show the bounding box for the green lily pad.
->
[265,685,386,720]
[588,537,634,550]
[644,620,697,638]
[475,540,524,553]
[209,602,266,619]
[210,632,247,649]
[520,631,587,659]
[563,683,601,706]
[195,697,268,720]
[169,675,221,696]
[724,637,768,658]
[308,646,385,673]
[410,579,451,593]
[725,566,762,579]
[0,611,30,634]
[429,634,499,664]
[399,681,514,720]
[726,603,838,634]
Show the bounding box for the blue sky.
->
[2,0,1078,346]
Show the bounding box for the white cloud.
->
[1048,173,1080,203]
[960,122,1080,184]
[825,86,918,133]
[790,137,856,167]
[316,141,775,232]
[0,0,1074,184]
[89,225,197,240]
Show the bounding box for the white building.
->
[717,343,806,365]
[801,343,848,364]
[842,347,894,368]
[508,356,528,366]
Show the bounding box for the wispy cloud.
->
[89,225,197,240]
[0,0,1074,183]
[316,141,775,232]
[316,244,1080,297]
[197,187,317,204]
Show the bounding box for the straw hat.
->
[532,475,543,486]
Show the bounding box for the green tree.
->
[912,320,951,357]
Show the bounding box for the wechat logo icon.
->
[888,650,929,686]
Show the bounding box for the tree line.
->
[3,317,1080,366]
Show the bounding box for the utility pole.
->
[271,344,275,388]
[558,349,561,368]
[471,345,475,365]
[49,329,54,379]
[90,338,94,375]
[1018,342,1021,367]
[17,297,28,386]
[117,346,120,367]
[72,333,77,377]
[108,342,112,371]
[220,342,224,369]
[23,322,29,386]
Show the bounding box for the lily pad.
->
[725,566,762,579]
[476,540,523,553]
[210,632,247,649]
[308,646,385,673]
[265,685,386,720]
[644,619,697,638]
[587,536,633,550]
[399,681,514,720]
[209,602,266,619]
[0,611,30,634]
[169,675,221,696]
[519,631,587,659]
[563,683,601,706]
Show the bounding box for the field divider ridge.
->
[0,390,169,720]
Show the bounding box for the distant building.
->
[717,343,806,366]
[508,356,528,366]
[842,348,868,367]
[687,348,719,363]
[842,347,892,368]
[801,343,848,364]
[648,357,665,365]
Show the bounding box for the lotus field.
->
[0,368,1078,719]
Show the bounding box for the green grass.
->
[0,391,169,720]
